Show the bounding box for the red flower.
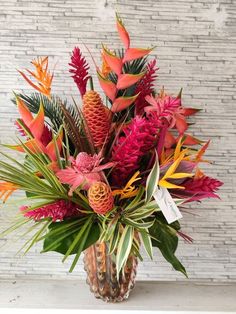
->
[184,176,223,193]
[111,116,157,186]
[20,200,79,222]
[135,59,158,115]
[172,175,223,202]
[69,47,90,97]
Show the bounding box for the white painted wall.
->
[0,0,235,282]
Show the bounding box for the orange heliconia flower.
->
[101,51,112,78]
[0,182,19,203]
[18,56,53,98]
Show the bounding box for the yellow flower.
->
[112,171,141,199]
[159,151,194,189]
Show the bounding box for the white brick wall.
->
[0,0,235,282]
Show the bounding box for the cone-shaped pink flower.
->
[111,116,157,186]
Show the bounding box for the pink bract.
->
[20,200,78,222]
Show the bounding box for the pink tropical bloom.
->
[145,92,181,127]
[69,47,90,97]
[145,90,199,135]
[134,59,158,115]
[172,175,223,202]
[56,152,114,196]
[111,116,157,186]
[20,200,78,222]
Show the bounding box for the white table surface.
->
[0,279,235,312]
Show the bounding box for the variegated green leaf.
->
[140,229,153,259]
[145,153,160,203]
[116,225,134,276]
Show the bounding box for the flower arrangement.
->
[0,14,222,300]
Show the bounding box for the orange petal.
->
[97,70,117,101]
[164,131,176,148]
[182,134,203,145]
[111,93,139,113]
[195,140,210,162]
[16,96,33,126]
[116,13,130,49]
[46,129,63,161]
[116,72,146,89]
[29,102,45,140]
[181,108,201,116]
[123,47,153,62]
[6,139,45,154]
[102,45,122,76]
[175,114,188,134]
[0,182,19,203]
[17,70,44,94]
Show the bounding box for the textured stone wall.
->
[0,0,235,282]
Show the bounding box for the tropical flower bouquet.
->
[0,15,222,302]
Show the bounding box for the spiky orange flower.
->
[18,56,53,98]
[0,182,19,203]
[88,182,114,215]
[82,90,111,148]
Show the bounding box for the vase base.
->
[84,242,138,302]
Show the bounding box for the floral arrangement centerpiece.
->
[0,15,222,302]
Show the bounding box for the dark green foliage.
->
[12,93,80,131]
[149,216,187,277]
[42,219,100,255]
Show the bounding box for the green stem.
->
[89,76,94,91]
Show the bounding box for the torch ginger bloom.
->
[56,152,114,196]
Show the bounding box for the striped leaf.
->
[145,152,160,203]
[116,225,134,276]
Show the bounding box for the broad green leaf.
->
[42,221,99,255]
[149,219,187,277]
[69,222,92,272]
[62,216,93,261]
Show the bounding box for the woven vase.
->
[83,242,138,302]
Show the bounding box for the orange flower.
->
[101,51,112,78]
[0,182,19,203]
[18,56,53,98]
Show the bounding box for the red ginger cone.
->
[88,182,114,215]
[82,90,111,148]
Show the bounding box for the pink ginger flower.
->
[184,175,223,193]
[172,175,223,202]
[134,59,159,115]
[145,91,181,127]
[145,89,199,135]
[56,152,114,196]
[69,47,90,97]
[111,116,157,186]
[20,200,78,222]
